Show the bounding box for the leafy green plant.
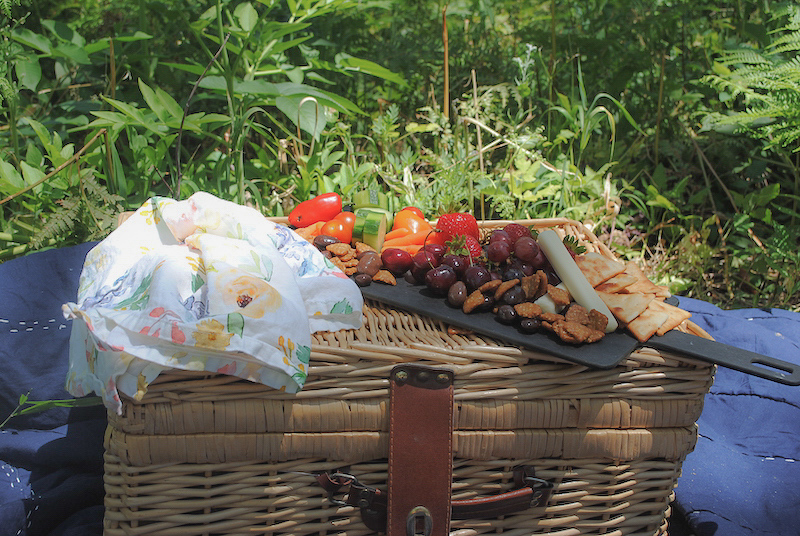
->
[0,391,102,430]
[171,0,402,206]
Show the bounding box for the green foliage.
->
[1,0,799,311]
[702,5,800,152]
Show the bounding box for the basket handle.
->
[316,466,553,533]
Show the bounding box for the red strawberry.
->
[463,235,483,259]
[503,222,532,244]
[435,213,480,243]
[445,234,484,261]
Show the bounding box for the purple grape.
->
[499,285,525,306]
[530,248,548,269]
[488,229,512,247]
[422,243,446,262]
[463,265,492,291]
[442,254,468,278]
[510,258,534,276]
[512,237,541,264]
[425,265,457,295]
[545,268,560,286]
[486,241,511,263]
[503,266,525,281]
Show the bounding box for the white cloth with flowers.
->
[63,192,363,414]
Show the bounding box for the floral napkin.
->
[63,192,363,414]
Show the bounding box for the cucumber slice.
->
[359,211,387,251]
[353,189,390,211]
[352,216,367,242]
[355,207,394,230]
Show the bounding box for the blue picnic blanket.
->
[1,243,799,536]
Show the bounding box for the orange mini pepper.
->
[392,208,432,234]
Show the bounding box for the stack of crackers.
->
[575,252,692,343]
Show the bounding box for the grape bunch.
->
[393,223,576,333]
[409,223,559,292]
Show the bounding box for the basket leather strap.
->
[315,466,553,533]
[388,363,454,536]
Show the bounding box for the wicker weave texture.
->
[104,454,675,536]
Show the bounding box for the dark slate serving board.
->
[360,278,800,384]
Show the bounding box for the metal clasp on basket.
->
[325,472,360,506]
[515,465,554,507]
[406,505,433,536]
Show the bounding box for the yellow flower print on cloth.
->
[192,318,234,350]
[63,192,363,415]
[215,269,282,318]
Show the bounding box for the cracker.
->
[479,279,503,294]
[597,290,654,325]
[330,257,346,271]
[564,303,590,325]
[372,269,397,285]
[558,320,594,344]
[585,329,606,343]
[622,262,671,298]
[539,312,565,324]
[327,243,353,257]
[547,284,572,307]
[535,270,549,300]
[514,302,543,319]
[520,272,547,300]
[354,242,376,255]
[626,304,669,343]
[463,290,486,313]
[594,273,637,293]
[649,299,692,336]
[587,309,609,333]
[341,251,357,263]
[575,251,626,287]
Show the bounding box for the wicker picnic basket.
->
[102,218,715,536]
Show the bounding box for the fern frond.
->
[31,198,81,249]
[717,48,770,67]
[1,0,14,19]
[81,173,124,209]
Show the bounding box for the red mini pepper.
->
[288,192,343,228]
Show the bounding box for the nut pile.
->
[313,235,397,286]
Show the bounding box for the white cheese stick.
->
[537,230,618,333]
